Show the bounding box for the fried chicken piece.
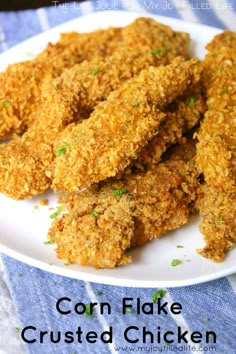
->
[196,39,236,193]
[0,28,122,139]
[135,84,206,169]
[52,58,201,192]
[196,185,236,262]
[0,22,192,200]
[38,17,190,121]
[48,134,198,268]
[0,17,189,140]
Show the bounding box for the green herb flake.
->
[177,245,184,248]
[184,148,189,153]
[188,96,195,107]
[50,205,63,219]
[25,51,34,57]
[19,144,23,149]
[131,149,136,156]
[64,262,69,266]
[43,238,54,245]
[15,327,21,333]
[49,262,54,266]
[171,259,181,266]
[85,304,93,317]
[216,215,223,221]
[132,100,141,107]
[96,291,104,296]
[152,289,167,303]
[2,101,10,108]
[91,209,98,217]
[150,46,167,56]
[220,88,228,94]
[56,142,69,157]
[204,317,210,324]
[112,188,127,197]
[90,66,99,76]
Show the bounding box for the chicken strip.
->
[52,58,201,192]
[196,34,236,193]
[48,134,198,268]
[196,185,236,262]
[0,54,195,200]
[135,84,206,169]
[0,27,122,139]
[0,17,189,140]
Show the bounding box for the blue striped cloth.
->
[1,1,236,353]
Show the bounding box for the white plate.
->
[0,11,235,288]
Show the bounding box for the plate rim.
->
[0,10,234,288]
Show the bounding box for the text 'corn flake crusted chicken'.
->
[52,57,201,192]
[0,17,190,140]
[48,134,199,269]
[0,27,123,140]
[195,30,236,262]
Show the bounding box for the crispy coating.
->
[196,185,236,262]
[49,135,198,268]
[0,17,189,140]
[0,28,122,139]
[52,58,201,192]
[135,84,206,169]
[196,36,236,192]
[0,18,191,200]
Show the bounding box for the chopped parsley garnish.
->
[43,238,54,245]
[131,149,136,156]
[50,205,63,219]
[2,101,10,108]
[132,100,141,107]
[177,245,184,248]
[204,317,210,324]
[216,215,223,221]
[85,304,93,317]
[112,188,127,196]
[91,209,98,217]
[188,96,195,107]
[150,46,167,56]
[90,66,99,76]
[25,51,34,57]
[171,259,181,266]
[19,144,23,148]
[15,327,21,333]
[220,88,228,94]
[152,289,167,303]
[64,262,69,266]
[184,148,189,153]
[96,291,104,296]
[56,142,69,157]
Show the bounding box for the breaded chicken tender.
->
[196,185,236,262]
[135,84,206,169]
[0,18,191,200]
[196,35,236,192]
[48,134,198,268]
[0,27,122,139]
[195,31,236,262]
[52,58,201,192]
[0,17,189,140]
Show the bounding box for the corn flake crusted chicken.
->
[0,27,122,140]
[52,58,201,192]
[48,133,199,268]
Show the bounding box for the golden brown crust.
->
[48,135,199,268]
[196,185,236,262]
[52,58,201,192]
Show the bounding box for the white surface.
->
[0,11,235,288]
